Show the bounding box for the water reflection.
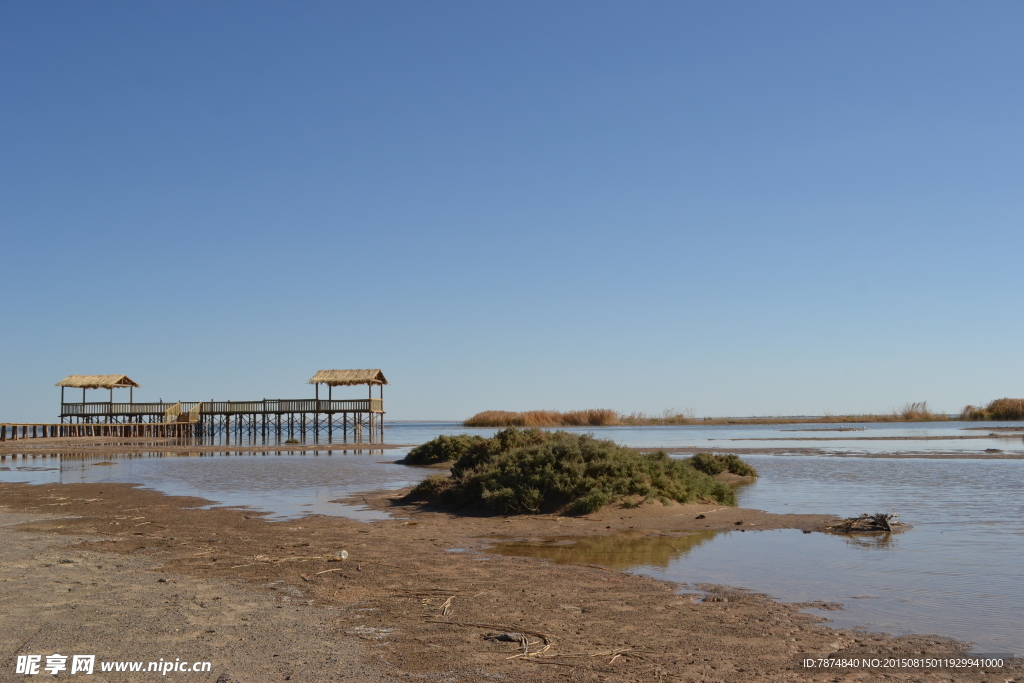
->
[483,530,722,571]
[834,531,897,549]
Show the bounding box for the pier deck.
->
[57,398,385,444]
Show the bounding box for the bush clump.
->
[686,452,759,478]
[961,398,1024,421]
[404,428,750,515]
[403,434,486,465]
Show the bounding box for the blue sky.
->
[2,2,1022,421]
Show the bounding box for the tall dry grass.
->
[463,409,618,428]
[619,408,696,425]
[891,401,941,421]
[961,398,1024,421]
[464,402,953,427]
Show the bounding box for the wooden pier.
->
[50,370,388,444]
[1,421,193,441]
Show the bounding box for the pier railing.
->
[60,398,383,418]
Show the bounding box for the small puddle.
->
[482,529,723,571]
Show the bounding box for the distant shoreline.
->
[463,407,961,428]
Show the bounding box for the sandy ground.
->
[1,481,1018,682]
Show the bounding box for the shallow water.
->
[0,450,418,521]
[382,420,1024,456]
[485,453,1024,655]
[182,419,1024,456]
[2,422,1023,653]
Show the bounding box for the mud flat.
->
[0,482,1016,682]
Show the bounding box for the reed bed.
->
[463,409,618,428]
[464,403,952,427]
[960,398,1024,421]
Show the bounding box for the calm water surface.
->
[0,450,417,521]
[2,422,1022,653]
[383,420,1024,455]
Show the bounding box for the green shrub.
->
[687,452,758,478]
[403,428,749,515]
[405,473,453,500]
[403,434,486,465]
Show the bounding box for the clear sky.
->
[2,2,1022,421]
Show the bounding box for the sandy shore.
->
[1,481,1015,682]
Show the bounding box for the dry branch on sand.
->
[827,512,904,533]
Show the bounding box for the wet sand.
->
[1,481,1015,682]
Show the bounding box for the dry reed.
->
[464,404,952,427]
[464,409,618,428]
[960,398,1024,421]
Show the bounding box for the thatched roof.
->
[56,374,141,389]
[309,369,388,386]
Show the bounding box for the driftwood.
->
[828,512,903,533]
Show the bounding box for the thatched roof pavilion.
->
[56,375,141,389]
[308,369,387,400]
[308,370,387,386]
[56,374,141,404]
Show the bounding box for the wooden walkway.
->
[60,398,383,420]
[1,422,193,442]
[56,398,385,444]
